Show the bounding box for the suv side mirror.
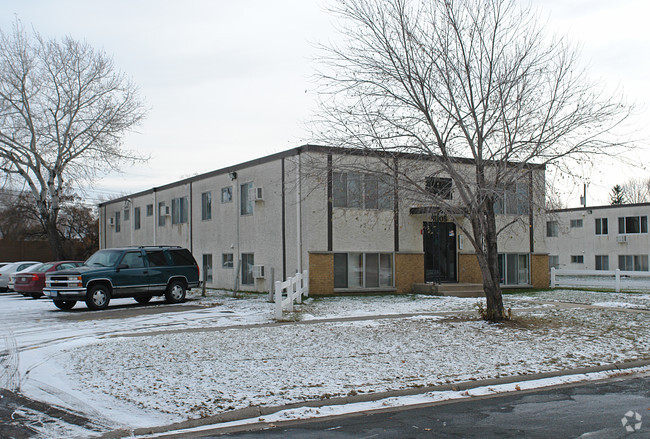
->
[117,263,129,271]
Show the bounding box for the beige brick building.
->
[99,145,548,294]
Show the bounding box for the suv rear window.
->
[169,249,196,266]
[146,250,168,267]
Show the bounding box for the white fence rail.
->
[274,270,309,320]
[550,268,650,292]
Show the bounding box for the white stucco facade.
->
[99,146,548,293]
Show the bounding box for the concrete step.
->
[412,283,484,298]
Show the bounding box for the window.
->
[201,191,212,221]
[494,183,529,215]
[549,255,560,270]
[241,253,254,284]
[618,216,648,234]
[169,249,196,266]
[124,208,130,221]
[222,253,234,268]
[146,250,168,267]
[221,186,232,203]
[595,255,609,270]
[146,204,154,217]
[571,255,584,264]
[158,202,166,227]
[498,253,529,285]
[332,172,393,210]
[171,197,188,224]
[546,221,558,237]
[115,212,121,233]
[333,253,393,289]
[134,207,141,230]
[570,219,583,228]
[619,255,649,271]
[595,218,608,235]
[426,177,452,200]
[202,254,213,282]
[241,182,253,215]
[121,251,144,268]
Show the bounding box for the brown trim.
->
[327,153,333,252]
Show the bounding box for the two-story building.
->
[546,203,650,272]
[98,145,549,294]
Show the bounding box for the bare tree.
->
[0,21,146,259]
[313,0,631,321]
[622,178,650,204]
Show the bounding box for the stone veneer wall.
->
[458,253,483,284]
[309,252,424,295]
[531,254,550,288]
[308,252,334,296]
[459,252,550,288]
[395,252,424,294]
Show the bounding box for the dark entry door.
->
[423,222,457,283]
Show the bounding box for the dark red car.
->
[15,261,84,299]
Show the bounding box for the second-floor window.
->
[618,216,648,234]
[426,177,452,200]
[494,183,529,215]
[241,182,253,215]
[201,191,212,221]
[546,221,558,237]
[332,172,393,210]
[171,197,188,224]
[570,219,583,228]
[115,212,121,233]
[134,207,141,230]
[595,218,608,235]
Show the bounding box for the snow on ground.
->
[1,288,648,438]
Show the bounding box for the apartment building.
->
[99,145,549,294]
[547,203,650,272]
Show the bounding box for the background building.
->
[546,203,650,272]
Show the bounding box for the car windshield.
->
[33,263,54,272]
[85,250,122,267]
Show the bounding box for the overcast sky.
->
[1,0,648,207]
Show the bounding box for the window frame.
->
[618,215,648,234]
[241,253,254,285]
[222,253,234,269]
[333,252,394,289]
[221,186,232,203]
[595,255,609,270]
[595,218,608,235]
[134,206,141,230]
[171,197,189,224]
[202,254,213,282]
[546,221,559,237]
[240,182,253,215]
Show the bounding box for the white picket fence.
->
[274,270,309,320]
[550,267,650,292]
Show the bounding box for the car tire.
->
[86,284,111,310]
[53,300,76,310]
[165,280,186,304]
[134,294,153,304]
[30,293,42,299]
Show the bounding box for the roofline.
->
[550,202,650,213]
[99,144,545,207]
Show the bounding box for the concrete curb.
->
[102,358,650,438]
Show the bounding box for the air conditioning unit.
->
[109,217,115,227]
[616,235,627,243]
[159,205,170,216]
[252,264,265,279]
[249,187,264,201]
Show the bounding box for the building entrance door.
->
[423,221,457,283]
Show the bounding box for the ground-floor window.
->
[549,255,559,270]
[202,254,213,282]
[595,255,609,271]
[241,253,254,284]
[334,252,393,289]
[619,254,648,271]
[498,253,529,285]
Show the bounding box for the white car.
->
[0,261,40,291]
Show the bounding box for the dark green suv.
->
[43,246,200,310]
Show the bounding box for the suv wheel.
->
[165,280,186,304]
[53,300,76,310]
[86,284,111,310]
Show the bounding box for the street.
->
[202,375,650,439]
